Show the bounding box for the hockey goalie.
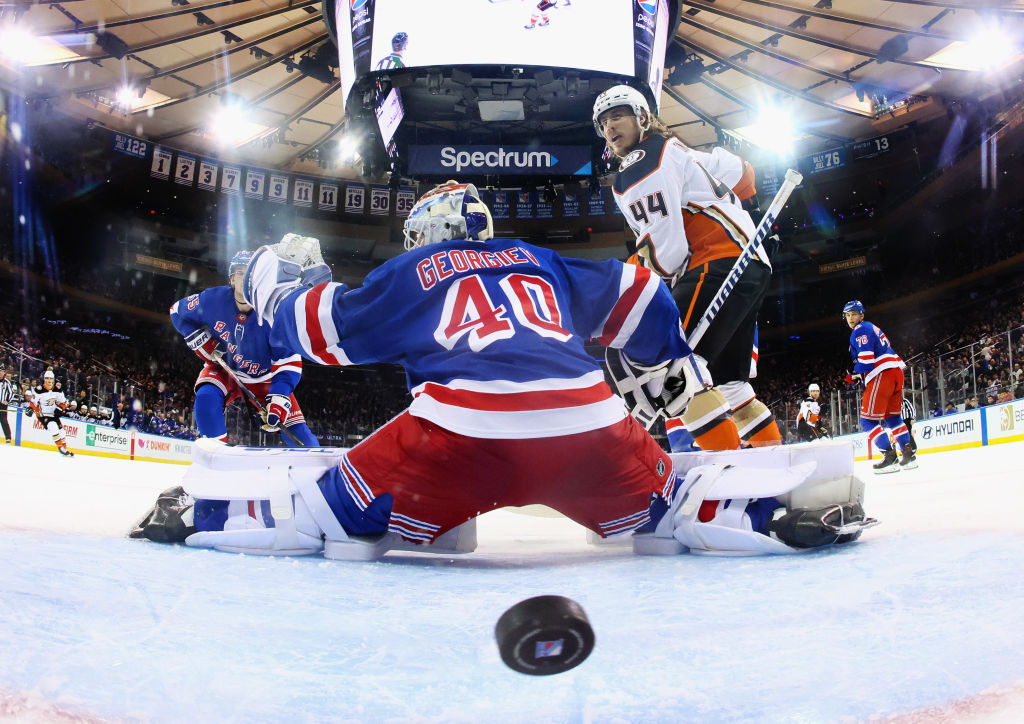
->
[133,182,876,560]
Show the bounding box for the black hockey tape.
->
[494,595,595,676]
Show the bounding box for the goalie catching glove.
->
[605,349,712,430]
[261,394,291,432]
[244,234,335,327]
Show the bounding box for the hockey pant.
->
[860,368,910,452]
[193,380,317,446]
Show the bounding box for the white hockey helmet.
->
[808,383,820,393]
[402,181,493,250]
[43,370,55,379]
[592,84,650,137]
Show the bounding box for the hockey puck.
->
[494,595,595,676]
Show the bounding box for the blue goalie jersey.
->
[170,286,302,395]
[268,238,691,438]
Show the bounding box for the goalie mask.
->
[402,181,493,250]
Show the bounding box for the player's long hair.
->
[607,111,684,161]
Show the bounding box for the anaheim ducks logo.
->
[618,149,645,171]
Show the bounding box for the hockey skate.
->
[57,443,74,457]
[899,447,918,470]
[872,448,899,474]
[769,502,879,548]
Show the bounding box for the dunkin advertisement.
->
[133,432,193,464]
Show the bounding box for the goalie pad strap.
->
[292,470,349,542]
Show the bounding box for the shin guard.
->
[683,387,741,451]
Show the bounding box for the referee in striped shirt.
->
[0,368,16,444]
[901,396,918,454]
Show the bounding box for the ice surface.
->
[1,442,1023,723]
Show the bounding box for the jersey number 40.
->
[435,273,571,351]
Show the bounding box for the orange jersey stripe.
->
[731,161,757,201]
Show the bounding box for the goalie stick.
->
[686,168,803,350]
[211,353,306,448]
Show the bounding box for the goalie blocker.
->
[134,439,876,559]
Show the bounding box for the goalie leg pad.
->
[668,463,813,555]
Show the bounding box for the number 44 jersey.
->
[268,238,691,439]
[612,135,768,278]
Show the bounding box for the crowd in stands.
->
[5,255,1024,448]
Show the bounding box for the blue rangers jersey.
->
[170,286,302,395]
[268,238,691,439]
[849,320,905,384]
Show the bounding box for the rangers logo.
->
[535,639,564,658]
[618,149,645,171]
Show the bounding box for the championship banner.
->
[267,175,289,204]
[293,178,314,208]
[370,186,391,215]
[535,194,554,220]
[244,169,266,199]
[318,182,339,211]
[587,187,607,216]
[562,191,581,218]
[197,160,219,191]
[515,190,534,219]
[611,197,623,215]
[173,153,196,186]
[112,132,148,159]
[345,184,365,213]
[491,190,511,220]
[396,187,416,217]
[150,146,172,179]
[220,165,241,195]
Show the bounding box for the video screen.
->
[336,1,671,113]
[375,87,404,150]
[369,0,633,74]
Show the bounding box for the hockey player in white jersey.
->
[797,383,829,441]
[594,85,782,453]
[132,184,877,558]
[26,370,74,457]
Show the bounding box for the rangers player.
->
[169,249,318,446]
[843,300,917,472]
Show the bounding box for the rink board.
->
[6,406,192,464]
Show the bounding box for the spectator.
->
[944,402,957,415]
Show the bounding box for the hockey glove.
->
[844,372,862,386]
[185,327,221,362]
[261,394,292,432]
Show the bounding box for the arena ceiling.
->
[1,0,1022,180]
